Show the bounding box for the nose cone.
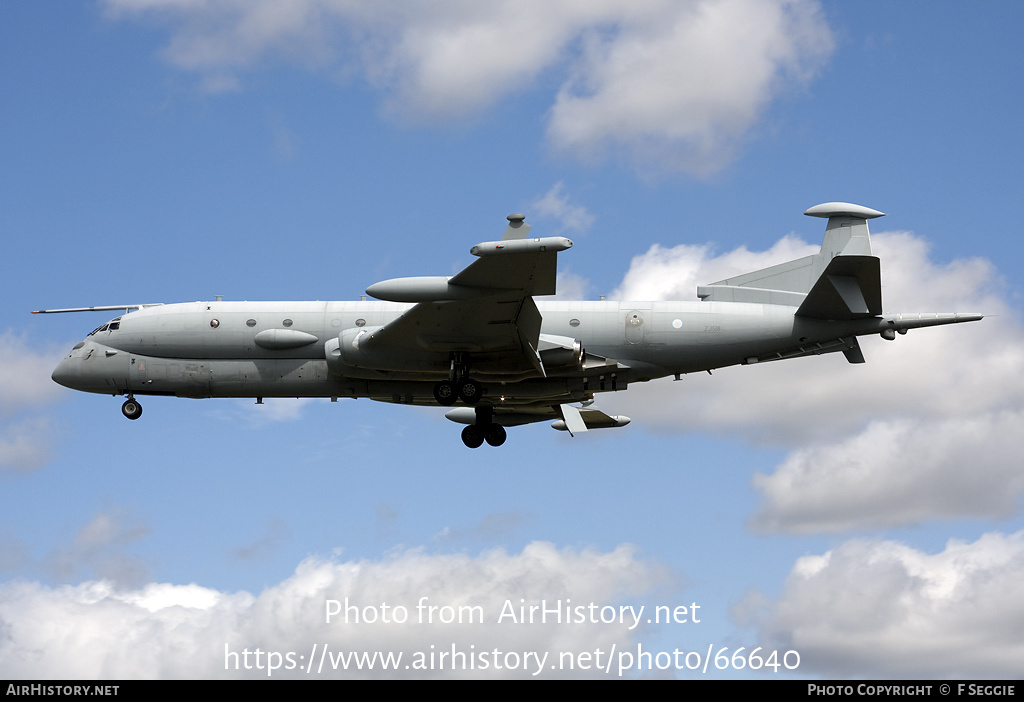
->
[50,341,131,394]
[51,355,79,389]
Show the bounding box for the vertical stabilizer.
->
[794,203,885,320]
[804,202,884,262]
[698,202,885,305]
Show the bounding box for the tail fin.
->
[696,202,885,315]
[805,202,882,261]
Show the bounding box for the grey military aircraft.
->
[38,203,981,448]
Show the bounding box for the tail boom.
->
[880,312,984,332]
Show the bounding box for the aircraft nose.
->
[51,355,79,389]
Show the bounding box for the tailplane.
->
[696,202,885,314]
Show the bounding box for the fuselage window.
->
[246,319,257,327]
[282,319,293,327]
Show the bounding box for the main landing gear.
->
[433,377,483,406]
[461,423,506,448]
[121,396,143,420]
[433,353,483,406]
[460,405,506,448]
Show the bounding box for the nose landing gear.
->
[121,396,143,420]
[121,399,144,421]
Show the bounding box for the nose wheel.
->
[121,397,143,420]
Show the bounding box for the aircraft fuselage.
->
[51,298,915,407]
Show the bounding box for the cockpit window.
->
[88,317,122,336]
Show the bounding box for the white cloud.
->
[751,412,1024,533]
[531,182,595,235]
[744,531,1024,678]
[547,0,833,174]
[232,519,288,562]
[608,229,1022,531]
[46,509,152,588]
[0,333,66,476]
[0,542,666,679]
[612,235,816,302]
[0,332,65,417]
[553,271,594,302]
[221,397,324,425]
[0,416,54,476]
[101,0,834,174]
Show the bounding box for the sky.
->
[2,0,1023,680]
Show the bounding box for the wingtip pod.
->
[470,236,573,257]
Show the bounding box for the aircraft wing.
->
[363,233,574,376]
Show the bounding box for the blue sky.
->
[2,0,1023,679]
